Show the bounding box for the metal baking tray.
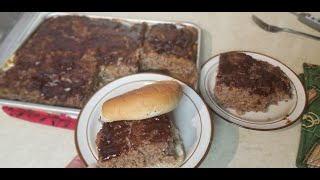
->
[0,12,202,117]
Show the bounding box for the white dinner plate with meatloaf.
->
[199,51,306,131]
[76,73,213,168]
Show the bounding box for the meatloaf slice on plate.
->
[140,24,199,87]
[96,114,184,168]
[214,52,292,115]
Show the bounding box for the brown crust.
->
[144,24,198,62]
[216,52,292,97]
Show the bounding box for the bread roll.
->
[101,81,182,122]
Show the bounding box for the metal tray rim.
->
[0,99,80,116]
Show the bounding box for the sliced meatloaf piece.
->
[96,114,184,168]
[140,24,199,87]
[214,52,292,115]
[86,20,146,89]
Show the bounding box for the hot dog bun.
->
[101,80,183,122]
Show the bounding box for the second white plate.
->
[199,51,306,131]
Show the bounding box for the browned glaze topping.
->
[146,24,197,60]
[139,69,171,74]
[87,20,146,66]
[216,52,292,96]
[97,121,131,160]
[97,114,173,161]
[0,16,144,102]
[88,19,146,45]
[89,34,140,66]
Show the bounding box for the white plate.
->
[199,51,306,131]
[75,73,213,168]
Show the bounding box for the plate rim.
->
[200,50,307,131]
[74,73,214,167]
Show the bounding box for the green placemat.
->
[296,63,320,168]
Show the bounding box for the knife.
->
[291,12,320,32]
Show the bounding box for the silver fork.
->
[252,15,320,41]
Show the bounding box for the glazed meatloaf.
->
[0,16,99,108]
[140,24,199,87]
[0,16,198,108]
[0,16,145,108]
[214,52,292,115]
[96,114,184,168]
[87,19,146,89]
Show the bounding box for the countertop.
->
[0,12,320,168]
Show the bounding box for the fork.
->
[252,15,320,41]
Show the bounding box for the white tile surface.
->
[1,12,320,167]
